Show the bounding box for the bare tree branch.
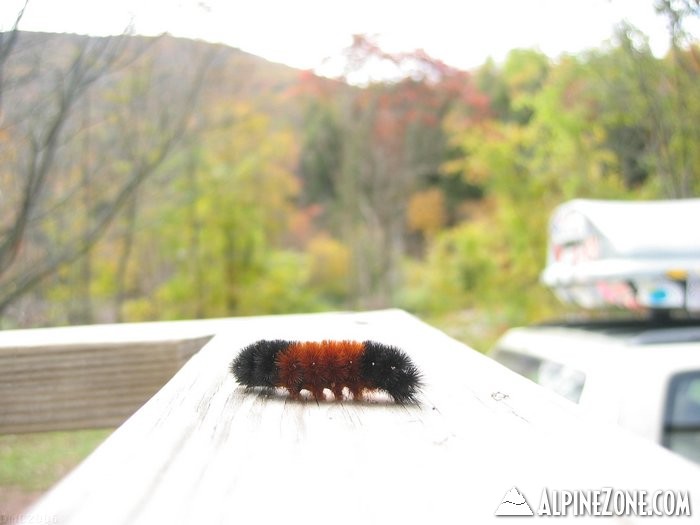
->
[0,35,130,275]
[0,41,216,314]
[0,0,28,118]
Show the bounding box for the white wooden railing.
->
[3,309,699,524]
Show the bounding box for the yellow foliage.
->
[121,297,158,322]
[406,188,446,238]
[307,234,350,298]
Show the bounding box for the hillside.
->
[5,30,321,121]
[0,25,699,343]
[0,30,333,325]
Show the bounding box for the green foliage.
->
[403,36,695,335]
[401,204,560,325]
[4,23,700,335]
[399,222,496,314]
[501,48,550,123]
[116,105,309,320]
[306,234,351,302]
[298,102,343,204]
[236,250,327,314]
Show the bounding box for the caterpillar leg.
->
[287,387,302,400]
[331,384,344,401]
[349,386,363,401]
[311,387,326,402]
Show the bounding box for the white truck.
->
[491,199,700,464]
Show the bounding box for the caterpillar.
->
[230,339,422,404]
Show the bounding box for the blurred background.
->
[0,0,696,350]
[1,0,699,513]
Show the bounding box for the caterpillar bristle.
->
[230,339,291,388]
[230,339,422,404]
[360,341,423,404]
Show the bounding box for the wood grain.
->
[0,337,211,433]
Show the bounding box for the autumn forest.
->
[1,3,698,349]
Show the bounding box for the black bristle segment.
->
[360,341,422,404]
[230,339,290,387]
[230,346,256,386]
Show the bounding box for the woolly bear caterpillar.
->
[230,339,422,404]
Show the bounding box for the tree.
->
[0,33,213,319]
[0,0,27,117]
[433,48,636,326]
[596,22,700,197]
[655,0,700,196]
[298,35,490,307]
[118,102,303,321]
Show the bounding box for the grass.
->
[0,429,113,491]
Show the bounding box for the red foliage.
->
[288,204,324,247]
[336,35,493,153]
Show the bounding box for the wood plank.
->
[0,364,181,394]
[0,336,211,433]
[10,310,700,524]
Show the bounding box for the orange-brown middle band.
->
[276,340,366,400]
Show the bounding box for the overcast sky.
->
[1,0,685,75]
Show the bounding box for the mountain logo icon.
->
[495,486,534,516]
